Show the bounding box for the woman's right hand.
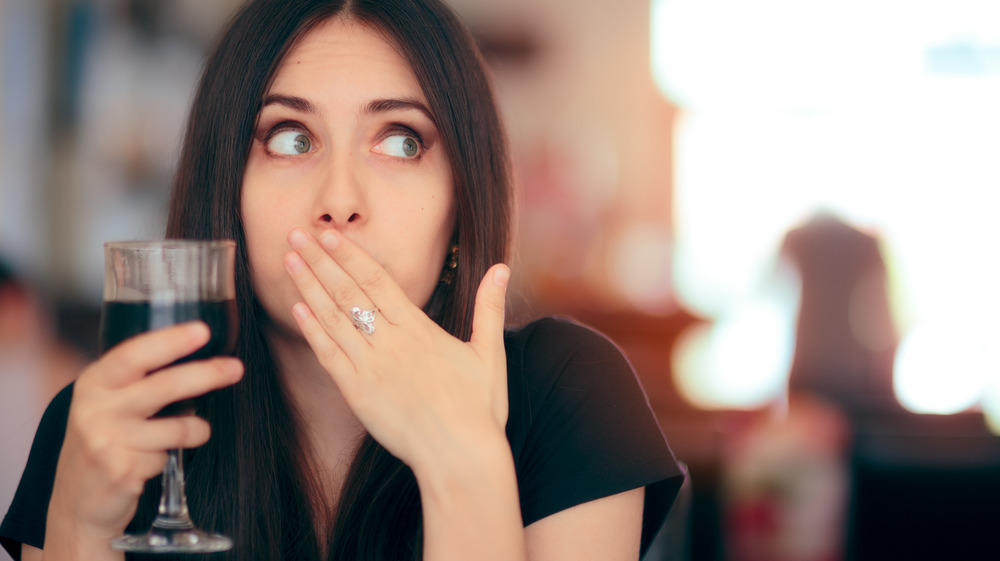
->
[45,321,243,548]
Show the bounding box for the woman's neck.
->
[267,328,365,509]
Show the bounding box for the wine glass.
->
[99,240,237,553]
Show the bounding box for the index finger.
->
[317,230,416,324]
[96,322,211,389]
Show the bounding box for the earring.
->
[440,244,459,285]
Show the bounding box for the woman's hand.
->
[47,322,243,545]
[283,228,510,471]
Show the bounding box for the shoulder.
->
[504,316,631,377]
[503,315,654,448]
[505,315,619,346]
[503,317,683,540]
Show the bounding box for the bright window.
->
[654,0,1000,412]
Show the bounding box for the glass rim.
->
[104,239,236,250]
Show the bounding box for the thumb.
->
[470,263,510,359]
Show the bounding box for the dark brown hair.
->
[130,0,512,559]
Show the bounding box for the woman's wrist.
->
[412,428,526,561]
[408,419,509,486]
[44,497,124,561]
[410,423,511,495]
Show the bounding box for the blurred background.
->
[2,0,1000,559]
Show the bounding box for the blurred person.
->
[0,260,83,557]
[779,210,898,418]
[0,1,684,559]
[718,210,895,561]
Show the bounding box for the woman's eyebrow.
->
[261,94,435,124]
[364,98,436,124]
[262,94,316,114]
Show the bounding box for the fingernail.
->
[319,231,339,250]
[285,252,305,273]
[493,265,510,287]
[288,229,308,249]
[292,302,310,321]
[188,321,210,341]
[225,359,244,378]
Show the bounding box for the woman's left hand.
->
[283,228,510,470]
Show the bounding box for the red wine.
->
[99,299,238,416]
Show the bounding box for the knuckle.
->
[112,346,146,374]
[153,369,183,396]
[330,284,357,306]
[487,296,505,315]
[105,456,135,488]
[297,269,319,290]
[480,292,505,316]
[70,401,96,426]
[318,306,345,329]
[173,419,191,445]
[359,271,386,293]
[318,345,342,368]
[126,476,147,497]
[78,361,114,391]
[81,424,116,459]
[301,247,322,265]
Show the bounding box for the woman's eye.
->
[266,130,312,155]
[376,134,421,158]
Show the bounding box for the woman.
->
[0,0,683,559]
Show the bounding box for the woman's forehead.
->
[267,18,423,100]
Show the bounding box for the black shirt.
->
[1,317,683,558]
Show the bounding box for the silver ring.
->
[350,307,377,335]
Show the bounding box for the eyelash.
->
[380,124,426,159]
[257,121,429,159]
[260,121,312,157]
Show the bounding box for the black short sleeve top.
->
[1,317,684,559]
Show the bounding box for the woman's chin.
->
[261,309,309,345]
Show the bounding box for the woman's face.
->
[241,18,456,336]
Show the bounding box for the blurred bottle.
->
[723,394,850,561]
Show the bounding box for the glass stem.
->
[151,449,195,530]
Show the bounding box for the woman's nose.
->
[314,157,366,228]
[318,211,359,224]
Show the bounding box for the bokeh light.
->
[894,318,994,414]
[981,374,1000,435]
[609,223,674,313]
[672,266,798,410]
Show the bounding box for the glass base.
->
[111,528,233,553]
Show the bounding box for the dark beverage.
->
[99,299,238,416]
[102,240,237,551]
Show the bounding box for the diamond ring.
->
[350,307,377,335]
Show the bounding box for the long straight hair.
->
[129,0,512,559]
